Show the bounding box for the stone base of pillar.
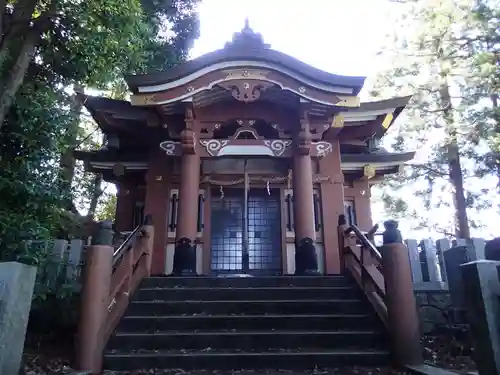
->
[294,237,320,275]
[172,237,197,276]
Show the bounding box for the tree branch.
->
[0,0,7,46]
[412,164,448,177]
[0,0,38,52]
[0,28,38,128]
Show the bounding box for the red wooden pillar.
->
[173,108,200,275]
[292,154,316,242]
[292,111,319,275]
[352,178,373,232]
[144,151,171,275]
[115,183,134,231]
[318,140,344,274]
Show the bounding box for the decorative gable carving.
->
[217,79,275,103]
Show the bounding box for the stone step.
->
[140,275,352,289]
[117,313,379,332]
[107,330,386,352]
[127,299,368,316]
[104,275,389,371]
[103,349,391,371]
[134,286,361,301]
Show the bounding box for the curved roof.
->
[79,93,412,143]
[341,151,415,164]
[125,21,366,96]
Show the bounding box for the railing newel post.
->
[125,244,134,294]
[141,214,154,277]
[76,220,114,374]
[75,214,155,374]
[380,219,423,366]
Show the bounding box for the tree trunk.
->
[448,141,470,239]
[0,0,38,54]
[0,29,38,128]
[87,174,103,221]
[491,94,500,190]
[0,0,7,48]
[439,75,471,239]
[59,91,84,208]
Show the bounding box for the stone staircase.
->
[103,275,390,371]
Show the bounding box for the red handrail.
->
[340,222,387,326]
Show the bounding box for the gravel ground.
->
[101,369,411,374]
[20,352,411,375]
[20,334,476,375]
[420,334,476,374]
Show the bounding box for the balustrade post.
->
[337,214,348,253]
[75,221,114,374]
[380,220,423,366]
[142,215,154,276]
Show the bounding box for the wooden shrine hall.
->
[75,21,415,277]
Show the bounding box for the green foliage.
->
[1,0,199,88]
[459,0,500,185]
[0,81,77,260]
[0,0,199,307]
[0,1,198,349]
[96,193,117,221]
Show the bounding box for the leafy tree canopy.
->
[0,0,199,260]
[367,0,499,238]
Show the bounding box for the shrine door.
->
[210,188,282,275]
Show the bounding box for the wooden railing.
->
[340,221,388,327]
[339,216,424,366]
[76,215,154,373]
[106,216,153,342]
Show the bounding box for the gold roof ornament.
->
[331,114,345,128]
[363,164,376,179]
[382,112,394,129]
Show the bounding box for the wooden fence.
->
[30,236,489,294]
[27,239,87,293]
[402,237,486,292]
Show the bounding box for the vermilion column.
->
[144,150,170,275]
[293,154,316,241]
[173,118,200,275]
[293,112,319,275]
[353,178,373,232]
[319,140,344,274]
[115,183,135,231]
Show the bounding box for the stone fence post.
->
[75,221,114,373]
[461,238,500,375]
[461,259,500,375]
[420,239,442,282]
[0,262,37,375]
[380,220,423,366]
[405,239,423,283]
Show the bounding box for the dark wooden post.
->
[76,221,114,373]
[380,220,423,366]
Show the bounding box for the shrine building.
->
[75,22,415,277]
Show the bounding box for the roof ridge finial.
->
[225,17,270,49]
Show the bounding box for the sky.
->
[190,0,393,78]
